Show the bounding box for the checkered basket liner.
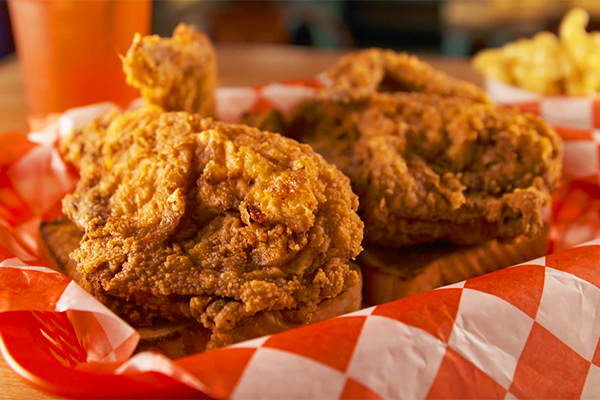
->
[0,80,599,399]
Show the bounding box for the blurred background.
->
[3,0,600,60]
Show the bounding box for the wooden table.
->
[0,44,481,400]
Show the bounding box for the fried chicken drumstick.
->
[121,23,216,116]
[59,105,363,349]
[291,90,562,247]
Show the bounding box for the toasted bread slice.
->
[38,218,362,358]
[359,234,548,305]
[39,218,83,283]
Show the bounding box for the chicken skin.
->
[121,23,216,116]
[291,92,562,247]
[60,105,363,349]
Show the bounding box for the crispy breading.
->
[322,49,490,103]
[60,105,363,348]
[121,23,216,116]
[290,92,562,247]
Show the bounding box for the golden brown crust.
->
[39,218,362,355]
[322,49,490,103]
[291,92,562,247]
[121,23,216,116]
[59,105,363,346]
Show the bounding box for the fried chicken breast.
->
[60,105,363,349]
[322,49,490,103]
[291,92,562,247]
[121,23,216,116]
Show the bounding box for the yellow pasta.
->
[473,8,600,95]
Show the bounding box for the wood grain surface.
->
[0,44,481,400]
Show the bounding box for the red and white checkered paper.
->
[1,81,600,399]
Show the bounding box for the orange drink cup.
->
[8,0,151,114]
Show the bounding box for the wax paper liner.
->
[1,80,600,399]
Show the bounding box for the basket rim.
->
[0,311,206,399]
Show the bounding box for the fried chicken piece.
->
[322,49,489,103]
[290,92,562,247]
[121,23,216,116]
[60,105,363,348]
